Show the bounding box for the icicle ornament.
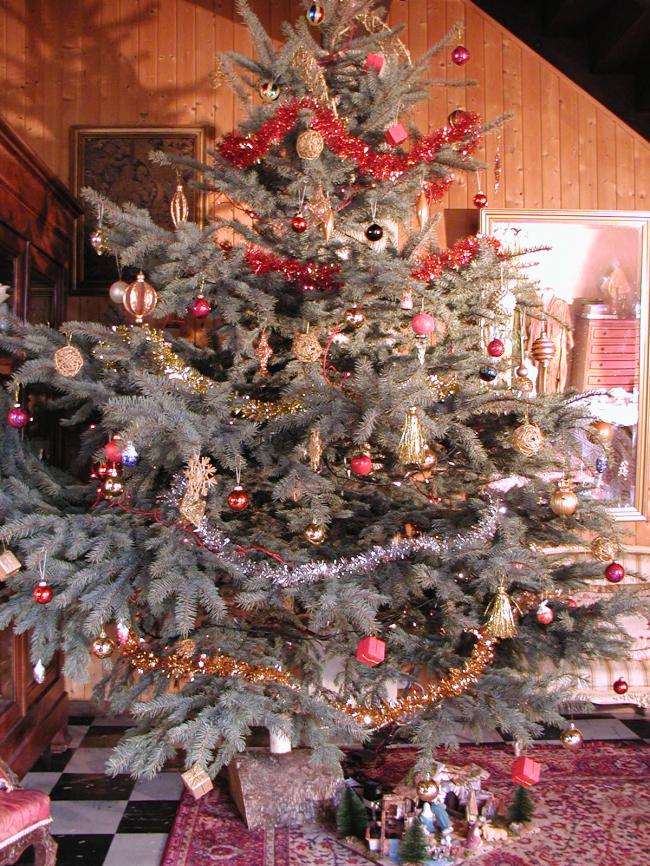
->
[170,173,189,228]
[398,407,428,465]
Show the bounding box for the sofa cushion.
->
[0,789,51,846]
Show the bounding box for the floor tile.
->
[130,772,184,801]
[103,832,168,866]
[50,800,127,835]
[20,771,62,794]
[81,725,130,748]
[577,717,641,740]
[117,799,179,834]
[50,772,136,801]
[66,724,90,749]
[64,747,115,773]
[620,717,650,740]
[15,834,114,866]
[28,748,73,773]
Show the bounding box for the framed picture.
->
[71,126,209,292]
[480,209,650,521]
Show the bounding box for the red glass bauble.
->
[7,405,29,428]
[487,338,505,357]
[227,486,250,512]
[473,192,488,209]
[536,602,554,625]
[104,438,124,462]
[566,597,578,608]
[451,45,470,65]
[411,312,436,335]
[448,109,471,128]
[605,562,625,583]
[350,454,373,476]
[291,214,307,233]
[190,295,211,318]
[613,677,628,695]
[33,581,53,604]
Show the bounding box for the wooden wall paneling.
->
[520,50,542,208]
[464,4,485,196]
[558,78,580,209]
[481,17,505,210]
[61,1,84,168]
[539,66,561,207]
[501,35,523,208]
[118,0,141,124]
[577,95,598,209]
[137,0,159,127]
[596,113,617,209]
[195,1,218,136]
[615,124,636,211]
[634,138,650,209]
[408,0,429,137]
[157,0,178,122]
[446,0,467,209]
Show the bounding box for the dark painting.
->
[71,127,208,292]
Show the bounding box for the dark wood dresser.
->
[569,317,640,391]
[0,114,81,775]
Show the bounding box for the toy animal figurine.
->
[481,823,509,842]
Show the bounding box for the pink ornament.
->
[364,53,385,74]
[536,601,554,625]
[605,562,625,583]
[350,454,373,476]
[451,45,470,65]
[190,295,211,318]
[411,312,436,336]
[385,123,408,147]
[487,338,505,357]
[356,636,385,667]
[7,404,29,428]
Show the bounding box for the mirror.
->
[480,209,650,521]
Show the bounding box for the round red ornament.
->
[33,580,53,604]
[605,562,625,583]
[473,192,488,209]
[190,295,211,318]
[565,597,578,608]
[536,601,554,626]
[613,677,628,695]
[411,312,436,336]
[291,214,307,233]
[448,109,471,128]
[487,338,505,357]
[227,485,250,512]
[104,437,124,463]
[350,454,373,477]
[7,404,29,428]
[451,45,470,65]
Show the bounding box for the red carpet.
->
[161,742,650,866]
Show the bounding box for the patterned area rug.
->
[161,742,650,866]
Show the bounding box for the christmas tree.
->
[399,819,429,865]
[336,785,368,839]
[0,0,637,782]
[507,785,534,824]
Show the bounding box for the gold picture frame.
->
[71,125,210,292]
[480,209,650,522]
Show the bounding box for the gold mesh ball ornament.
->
[550,478,578,517]
[123,272,158,324]
[292,330,322,362]
[511,420,544,456]
[591,535,619,562]
[54,342,84,378]
[296,128,324,160]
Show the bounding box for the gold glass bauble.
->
[90,226,110,255]
[102,468,124,500]
[588,420,614,447]
[344,305,366,328]
[590,535,619,562]
[296,129,324,160]
[550,479,578,517]
[559,722,584,751]
[416,779,439,801]
[92,630,116,659]
[513,374,534,393]
[305,522,326,544]
[292,331,322,362]
[511,421,544,457]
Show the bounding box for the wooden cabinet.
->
[569,317,640,391]
[0,116,81,774]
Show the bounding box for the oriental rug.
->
[160,741,650,866]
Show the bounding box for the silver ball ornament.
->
[109,279,128,304]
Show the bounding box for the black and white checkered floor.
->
[16,711,650,866]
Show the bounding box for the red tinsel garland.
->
[219,97,481,183]
[411,235,504,282]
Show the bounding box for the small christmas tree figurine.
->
[400,819,429,865]
[336,786,368,839]
[507,785,534,824]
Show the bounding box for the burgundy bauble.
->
[33,581,53,604]
[451,45,470,65]
[448,109,471,128]
[473,192,488,209]
[291,214,307,233]
[227,485,250,512]
[605,562,625,583]
[190,295,211,318]
[365,223,384,242]
[565,597,578,608]
[7,405,29,428]
[487,338,505,357]
[350,454,373,477]
[613,677,628,695]
[411,312,436,335]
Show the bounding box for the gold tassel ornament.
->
[398,407,429,465]
[307,428,322,472]
[485,581,519,639]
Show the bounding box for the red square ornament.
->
[511,756,541,787]
[385,123,408,146]
[364,53,385,75]
[356,636,385,667]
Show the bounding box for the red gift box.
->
[511,756,541,787]
[385,123,408,146]
[364,52,385,74]
[356,636,385,667]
